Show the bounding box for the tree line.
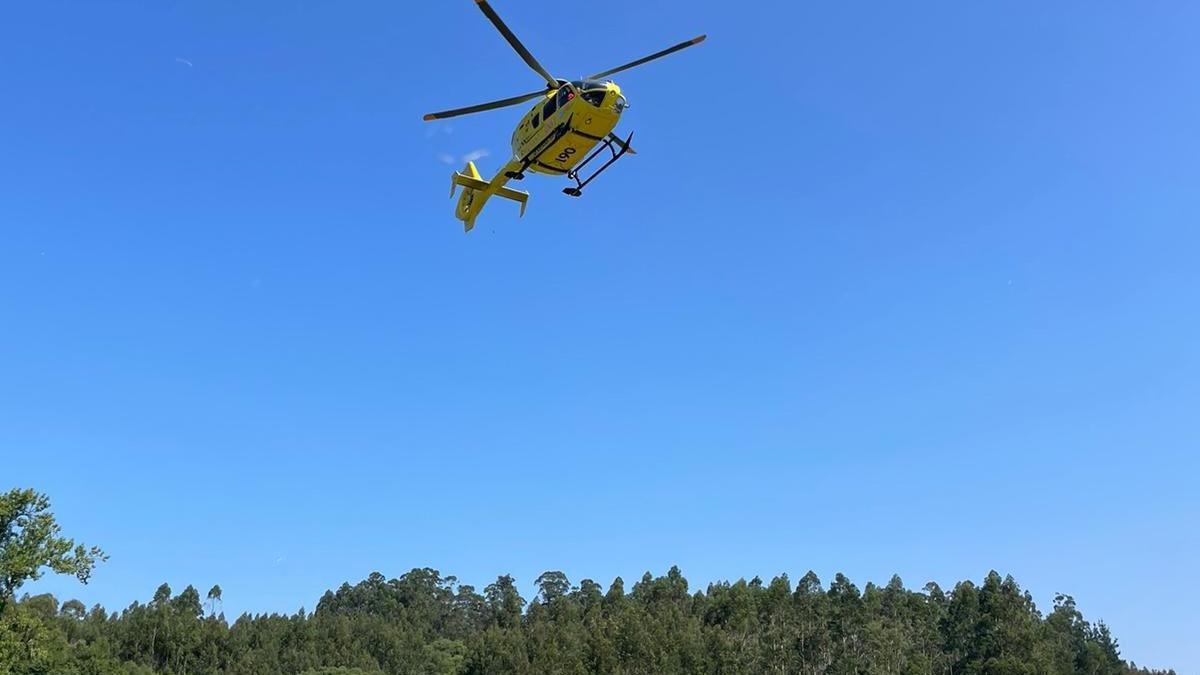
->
[0,489,1176,675]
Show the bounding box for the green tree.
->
[0,488,106,614]
[484,575,525,629]
[206,584,223,617]
[535,571,571,605]
[60,598,87,621]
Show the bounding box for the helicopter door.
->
[541,85,574,128]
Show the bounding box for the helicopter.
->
[424,0,706,232]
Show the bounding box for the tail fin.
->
[449,161,529,232]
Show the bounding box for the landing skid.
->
[562,131,634,198]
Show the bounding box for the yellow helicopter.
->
[424,0,705,232]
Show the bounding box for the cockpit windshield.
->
[581,90,606,107]
[571,80,613,108]
[570,80,608,91]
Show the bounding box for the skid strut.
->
[563,132,634,197]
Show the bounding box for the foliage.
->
[0,489,106,614]
[0,566,1175,675]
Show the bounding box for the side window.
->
[542,96,557,120]
[557,85,574,107]
[531,112,540,129]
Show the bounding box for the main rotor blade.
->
[475,0,559,89]
[423,89,547,121]
[587,34,707,81]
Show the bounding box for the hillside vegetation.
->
[1,567,1176,674]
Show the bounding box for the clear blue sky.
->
[3,1,1197,671]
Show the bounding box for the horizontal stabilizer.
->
[450,172,489,195]
[450,172,529,218]
[496,185,530,217]
[448,161,529,231]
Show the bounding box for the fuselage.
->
[511,80,626,175]
[450,81,628,232]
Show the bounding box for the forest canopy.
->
[0,488,1175,674]
[0,567,1177,675]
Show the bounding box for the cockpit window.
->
[542,95,557,119]
[570,80,607,91]
[581,90,606,107]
